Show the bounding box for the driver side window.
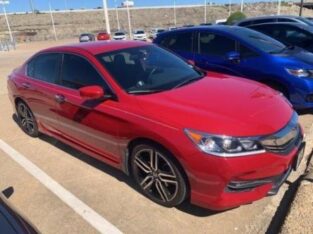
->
[61,54,109,91]
[198,32,236,57]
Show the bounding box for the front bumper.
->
[189,146,302,210]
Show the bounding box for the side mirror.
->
[79,85,104,100]
[187,59,195,66]
[226,51,241,64]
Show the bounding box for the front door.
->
[53,53,121,163]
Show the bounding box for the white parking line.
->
[0,139,122,234]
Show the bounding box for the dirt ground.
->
[0,40,312,234]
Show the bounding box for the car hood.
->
[135,73,293,137]
[275,47,313,68]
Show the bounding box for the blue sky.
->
[3,0,232,12]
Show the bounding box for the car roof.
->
[42,40,148,55]
[248,22,313,33]
[159,25,251,36]
[236,15,306,24]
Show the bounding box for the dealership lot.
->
[0,40,313,234]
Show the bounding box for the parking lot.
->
[0,39,313,234]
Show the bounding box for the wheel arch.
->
[125,137,191,196]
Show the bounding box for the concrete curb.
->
[280,123,313,234]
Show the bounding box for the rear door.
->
[158,31,196,62]
[194,31,242,76]
[22,53,62,133]
[53,53,121,162]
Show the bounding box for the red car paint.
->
[97,32,111,41]
[7,41,303,210]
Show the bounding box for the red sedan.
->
[97,32,111,41]
[7,41,304,210]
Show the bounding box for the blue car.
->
[154,26,313,109]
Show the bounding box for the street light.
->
[174,0,177,26]
[0,0,13,42]
[49,1,57,40]
[277,0,281,15]
[102,0,111,34]
[114,0,120,30]
[126,2,132,39]
[204,0,207,23]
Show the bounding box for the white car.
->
[150,28,166,39]
[113,31,127,40]
[133,30,147,41]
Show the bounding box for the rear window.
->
[27,53,61,84]
[159,32,193,53]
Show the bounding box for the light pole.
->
[126,2,132,39]
[29,0,34,13]
[228,0,232,16]
[102,0,111,34]
[0,0,13,42]
[64,0,68,10]
[174,0,177,26]
[114,0,120,30]
[49,2,57,40]
[204,0,207,23]
[240,0,244,12]
[277,0,281,15]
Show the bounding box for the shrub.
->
[226,11,246,25]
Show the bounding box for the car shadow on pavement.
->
[12,113,223,217]
[297,109,313,115]
[39,134,221,217]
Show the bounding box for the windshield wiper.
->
[173,76,204,89]
[128,89,163,94]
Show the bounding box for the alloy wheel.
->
[17,102,36,135]
[133,148,179,203]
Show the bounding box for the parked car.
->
[150,28,166,39]
[133,30,147,41]
[79,33,95,43]
[0,194,39,233]
[244,22,313,53]
[236,15,313,27]
[97,32,111,41]
[113,31,127,40]
[154,26,313,109]
[168,27,177,31]
[8,41,304,210]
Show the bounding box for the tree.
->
[226,11,246,25]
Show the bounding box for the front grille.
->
[260,113,302,155]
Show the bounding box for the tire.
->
[16,101,39,137]
[130,143,187,207]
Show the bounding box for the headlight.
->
[285,68,311,77]
[185,129,265,157]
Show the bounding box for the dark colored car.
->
[244,22,313,53]
[154,25,313,109]
[79,33,95,43]
[0,194,39,233]
[236,15,313,27]
[7,41,304,211]
[97,32,111,41]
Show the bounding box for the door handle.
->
[21,82,31,89]
[55,94,65,104]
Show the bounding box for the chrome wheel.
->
[17,102,38,137]
[132,146,186,205]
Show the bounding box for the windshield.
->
[135,31,145,34]
[297,17,313,26]
[96,45,204,94]
[235,28,286,54]
[115,32,125,36]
